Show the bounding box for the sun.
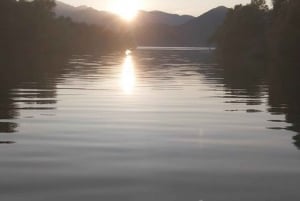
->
[108,0,141,21]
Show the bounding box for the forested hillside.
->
[0,0,134,61]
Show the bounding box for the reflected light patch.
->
[120,53,136,94]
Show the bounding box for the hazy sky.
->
[59,0,272,16]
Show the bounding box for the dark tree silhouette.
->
[214,1,268,68]
[214,0,300,149]
[0,0,134,62]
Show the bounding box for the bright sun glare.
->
[108,0,141,21]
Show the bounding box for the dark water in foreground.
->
[0,48,299,201]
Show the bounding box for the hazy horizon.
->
[59,0,272,16]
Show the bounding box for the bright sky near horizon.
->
[59,0,272,16]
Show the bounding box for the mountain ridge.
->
[54,1,229,46]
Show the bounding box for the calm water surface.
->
[0,48,300,201]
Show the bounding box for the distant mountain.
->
[54,1,122,28]
[54,1,75,14]
[133,6,229,46]
[54,1,194,27]
[136,11,194,26]
[178,6,229,45]
[54,1,229,46]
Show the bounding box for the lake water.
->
[0,48,300,201]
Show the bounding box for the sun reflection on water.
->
[120,51,136,94]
